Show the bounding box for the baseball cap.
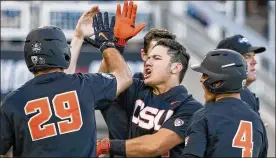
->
[216,34,266,54]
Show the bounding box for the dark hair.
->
[32,67,51,74]
[154,39,190,83]
[143,28,176,54]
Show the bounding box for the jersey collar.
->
[154,85,188,100]
[206,97,243,107]
[32,72,66,84]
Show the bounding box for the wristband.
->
[110,140,126,156]
[115,44,125,55]
[99,41,116,53]
[117,38,127,46]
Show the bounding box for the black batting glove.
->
[84,12,125,54]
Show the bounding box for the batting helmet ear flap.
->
[203,77,226,94]
[63,44,71,68]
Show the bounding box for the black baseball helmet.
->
[191,49,248,94]
[24,26,71,72]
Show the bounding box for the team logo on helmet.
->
[38,57,45,64]
[31,56,38,65]
[32,42,41,53]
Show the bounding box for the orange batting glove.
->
[114,1,146,46]
[97,138,110,157]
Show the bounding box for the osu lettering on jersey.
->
[115,79,203,157]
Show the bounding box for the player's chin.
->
[144,78,151,85]
[144,78,157,86]
[247,75,257,82]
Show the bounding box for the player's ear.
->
[170,63,183,74]
[141,49,147,61]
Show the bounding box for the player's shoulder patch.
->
[99,73,115,79]
[174,118,184,127]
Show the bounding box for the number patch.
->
[24,91,83,141]
[232,120,253,158]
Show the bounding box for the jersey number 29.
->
[24,91,83,141]
[232,120,253,158]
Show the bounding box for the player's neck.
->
[246,81,253,88]
[152,80,180,95]
[215,93,241,102]
[34,68,64,77]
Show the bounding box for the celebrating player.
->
[101,28,177,142]
[216,34,266,116]
[84,1,177,143]
[94,8,204,154]
[0,6,133,157]
[182,49,268,157]
[97,38,203,157]
[93,1,203,157]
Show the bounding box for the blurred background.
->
[1,1,275,157]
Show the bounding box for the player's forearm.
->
[65,35,84,74]
[102,48,132,95]
[98,59,109,73]
[126,135,162,157]
[109,135,161,157]
[108,129,183,157]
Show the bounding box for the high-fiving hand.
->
[85,12,126,54]
[74,6,100,39]
[84,1,147,54]
[84,12,116,53]
[114,1,146,46]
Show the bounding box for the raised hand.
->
[84,12,116,53]
[74,6,100,39]
[93,12,115,46]
[114,1,146,45]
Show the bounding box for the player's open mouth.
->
[144,67,152,79]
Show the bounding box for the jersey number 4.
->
[24,91,83,141]
[232,120,253,158]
